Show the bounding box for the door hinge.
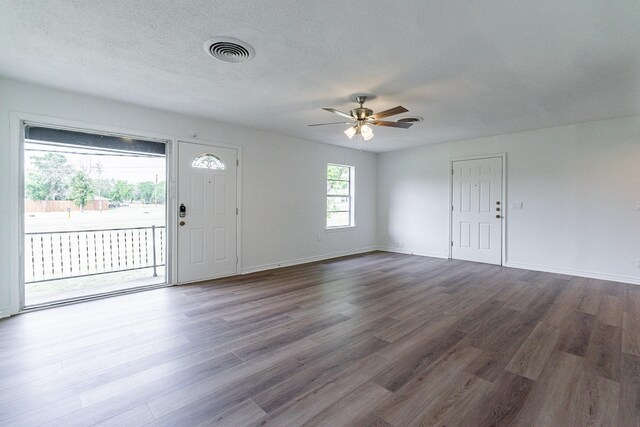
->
[451,205,454,211]
[451,241,454,246]
[451,169,454,175]
[236,208,238,215]
[236,159,239,166]
[236,256,239,264]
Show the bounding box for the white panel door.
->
[451,157,502,265]
[178,142,237,283]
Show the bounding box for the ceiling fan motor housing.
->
[351,107,373,120]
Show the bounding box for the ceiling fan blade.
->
[322,108,354,120]
[369,106,409,120]
[308,121,354,126]
[370,120,413,129]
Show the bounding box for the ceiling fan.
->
[309,95,413,141]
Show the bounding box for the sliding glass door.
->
[23,125,167,306]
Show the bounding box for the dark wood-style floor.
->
[0,252,638,426]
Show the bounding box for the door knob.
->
[496,207,501,212]
[179,221,185,226]
[496,201,501,205]
[496,214,501,219]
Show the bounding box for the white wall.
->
[0,79,378,317]
[378,116,640,284]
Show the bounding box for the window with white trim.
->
[326,163,354,228]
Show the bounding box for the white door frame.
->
[175,139,242,284]
[448,153,507,265]
[9,111,175,314]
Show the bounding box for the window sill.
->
[325,226,356,232]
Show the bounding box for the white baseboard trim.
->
[376,248,640,286]
[504,262,640,286]
[241,247,378,275]
[377,247,449,259]
[0,309,13,319]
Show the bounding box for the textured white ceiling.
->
[1,0,639,152]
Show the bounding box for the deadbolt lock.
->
[179,221,185,226]
[496,201,501,205]
[496,214,501,219]
[496,207,501,212]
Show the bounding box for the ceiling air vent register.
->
[396,116,424,123]
[204,37,255,63]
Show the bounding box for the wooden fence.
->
[25,200,108,213]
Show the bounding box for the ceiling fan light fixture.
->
[344,126,357,139]
[360,124,373,140]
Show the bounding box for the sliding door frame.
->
[9,112,177,314]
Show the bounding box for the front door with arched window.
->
[177,141,238,283]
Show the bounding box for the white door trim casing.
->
[8,112,24,316]
[8,111,175,315]
[448,153,507,265]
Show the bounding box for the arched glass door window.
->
[192,153,226,170]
